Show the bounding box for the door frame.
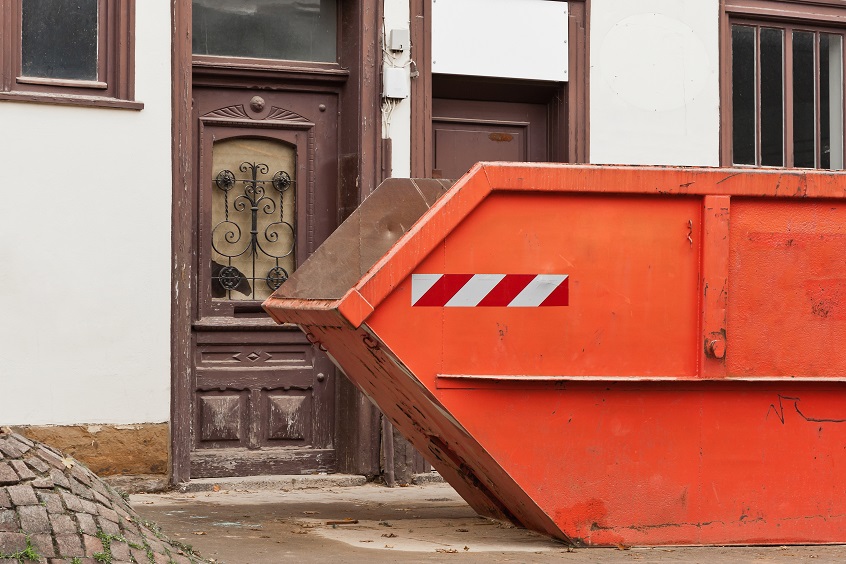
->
[170,0,384,484]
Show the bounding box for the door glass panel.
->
[760,28,784,166]
[732,25,756,165]
[793,31,816,168]
[210,138,296,302]
[192,0,337,62]
[21,0,98,80]
[821,33,844,170]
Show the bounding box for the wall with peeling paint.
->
[0,2,172,426]
[589,0,721,166]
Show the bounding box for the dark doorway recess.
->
[432,75,557,179]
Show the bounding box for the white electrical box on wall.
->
[432,0,568,82]
[383,66,409,99]
[389,28,409,51]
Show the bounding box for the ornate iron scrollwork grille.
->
[211,161,295,301]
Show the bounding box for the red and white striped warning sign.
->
[411,274,569,307]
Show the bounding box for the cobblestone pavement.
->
[0,430,205,564]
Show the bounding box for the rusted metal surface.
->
[279,178,453,300]
[264,164,846,546]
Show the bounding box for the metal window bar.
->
[210,162,295,300]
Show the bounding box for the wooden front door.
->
[171,0,384,483]
[184,0,347,477]
[189,85,340,478]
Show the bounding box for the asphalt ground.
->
[131,482,846,564]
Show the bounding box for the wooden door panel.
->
[190,447,335,478]
[194,389,316,447]
[195,334,317,373]
[196,369,316,390]
[196,392,246,446]
[433,123,528,179]
[432,98,548,179]
[196,344,313,367]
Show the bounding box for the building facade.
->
[1,0,844,483]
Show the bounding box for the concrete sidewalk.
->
[131,482,846,563]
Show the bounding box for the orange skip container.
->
[264,164,846,546]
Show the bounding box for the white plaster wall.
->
[383,0,412,178]
[590,0,720,166]
[0,2,172,425]
[431,0,568,81]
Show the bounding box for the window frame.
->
[0,0,141,109]
[721,0,846,167]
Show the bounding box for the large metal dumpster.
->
[263,164,846,546]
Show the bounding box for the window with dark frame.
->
[725,1,846,169]
[0,0,140,109]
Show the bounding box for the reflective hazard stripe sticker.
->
[411,274,569,307]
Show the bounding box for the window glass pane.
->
[821,34,843,170]
[793,31,816,168]
[760,28,784,166]
[733,26,756,165]
[21,0,98,80]
[210,138,296,302]
[193,0,338,62]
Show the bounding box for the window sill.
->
[192,56,350,86]
[0,90,143,110]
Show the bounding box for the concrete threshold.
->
[179,473,368,492]
[101,471,445,496]
[179,471,443,493]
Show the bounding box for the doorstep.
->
[178,474,368,492]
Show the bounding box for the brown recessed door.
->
[187,0,342,478]
[432,98,549,179]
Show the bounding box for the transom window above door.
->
[192,0,338,62]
